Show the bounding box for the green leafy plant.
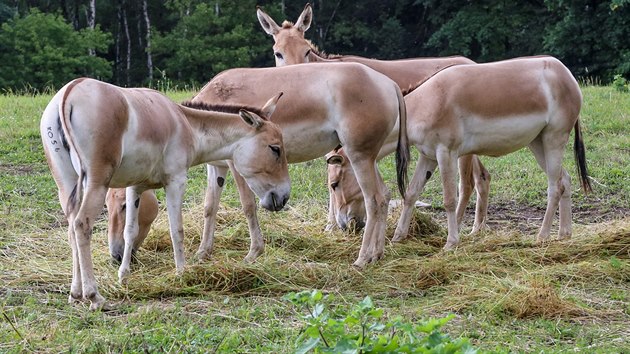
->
[612,74,629,92]
[283,290,477,353]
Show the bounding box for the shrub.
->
[284,290,477,353]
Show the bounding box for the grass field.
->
[1,86,628,353]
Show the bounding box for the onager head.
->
[106,189,159,263]
[325,148,366,232]
[257,3,313,66]
[229,93,291,211]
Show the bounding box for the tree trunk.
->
[115,2,122,85]
[86,0,96,56]
[142,0,153,84]
[122,4,131,86]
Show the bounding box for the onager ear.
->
[261,92,284,119]
[326,154,344,165]
[256,6,281,36]
[239,110,264,129]
[295,3,313,32]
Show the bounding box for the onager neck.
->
[179,105,253,166]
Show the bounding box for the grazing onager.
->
[394,56,591,249]
[193,62,409,267]
[41,78,290,310]
[325,147,491,235]
[257,3,491,232]
[106,189,159,262]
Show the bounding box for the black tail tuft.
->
[573,120,592,194]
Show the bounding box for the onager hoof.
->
[118,268,131,285]
[392,235,407,242]
[469,224,488,236]
[87,293,107,311]
[557,232,572,241]
[353,257,369,269]
[244,247,263,263]
[324,223,336,232]
[443,241,458,251]
[68,293,83,305]
[196,249,212,262]
[535,235,551,245]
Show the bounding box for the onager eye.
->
[330,181,339,190]
[269,145,281,158]
[305,49,311,58]
[274,52,284,60]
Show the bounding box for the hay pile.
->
[3,200,628,321]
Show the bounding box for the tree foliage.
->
[0,0,628,91]
[0,9,111,92]
[152,0,272,85]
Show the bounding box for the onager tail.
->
[573,119,592,194]
[395,86,410,197]
[58,79,86,214]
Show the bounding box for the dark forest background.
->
[0,0,628,92]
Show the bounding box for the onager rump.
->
[193,62,409,267]
[41,78,290,310]
[395,56,591,249]
[257,3,491,232]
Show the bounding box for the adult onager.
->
[257,3,491,233]
[41,78,290,310]
[106,189,158,262]
[193,62,409,267]
[393,56,591,249]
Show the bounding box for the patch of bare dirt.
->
[424,202,630,234]
[0,163,34,176]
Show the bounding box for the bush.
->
[612,74,629,92]
[284,290,477,353]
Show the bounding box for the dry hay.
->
[3,200,628,321]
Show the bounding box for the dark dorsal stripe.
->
[402,63,461,96]
[181,101,267,120]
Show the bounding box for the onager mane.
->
[402,63,462,96]
[181,101,267,120]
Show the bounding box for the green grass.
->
[1,86,629,353]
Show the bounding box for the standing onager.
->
[393,56,591,249]
[257,3,491,232]
[194,62,409,267]
[41,78,290,310]
[106,189,158,263]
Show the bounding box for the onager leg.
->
[325,192,338,232]
[471,156,490,234]
[393,155,438,242]
[455,155,475,229]
[228,162,265,262]
[557,168,572,240]
[73,184,108,310]
[118,187,142,284]
[456,155,490,234]
[348,155,389,267]
[529,133,570,243]
[198,164,229,260]
[164,174,188,274]
[437,149,460,250]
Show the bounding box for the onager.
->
[257,3,491,233]
[41,78,290,310]
[325,147,490,234]
[193,62,409,268]
[106,189,158,262]
[393,56,591,249]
